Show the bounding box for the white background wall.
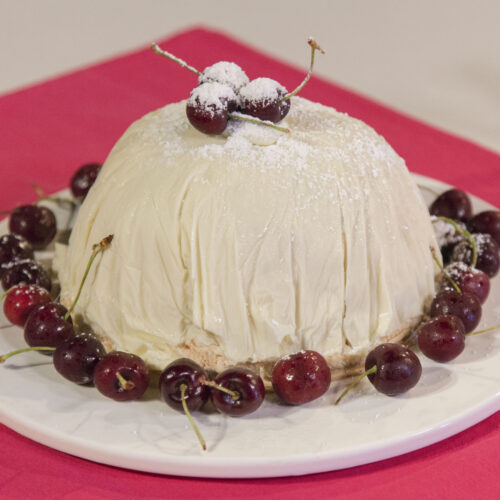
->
[1,0,499,153]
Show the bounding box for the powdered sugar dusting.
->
[239,77,287,104]
[199,61,249,91]
[188,82,235,113]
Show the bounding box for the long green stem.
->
[430,246,461,294]
[0,210,11,216]
[418,184,440,197]
[467,324,500,336]
[0,286,17,303]
[433,216,478,268]
[151,43,201,76]
[64,234,113,321]
[228,112,290,133]
[180,384,207,451]
[282,38,325,101]
[334,365,377,405]
[0,346,55,363]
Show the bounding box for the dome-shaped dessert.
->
[56,97,438,379]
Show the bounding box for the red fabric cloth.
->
[0,27,499,499]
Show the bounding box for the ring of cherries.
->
[2,161,500,448]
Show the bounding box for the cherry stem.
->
[228,112,290,133]
[467,324,500,337]
[0,210,11,216]
[64,234,114,321]
[430,246,461,294]
[0,285,18,303]
[0,346,55,363]
[199,377,239,401]
[116,371,135,391]
[418,184,440,197]
[334,365,377,405]
[433,216,478,268]
[282,37,325,101]
[151,43,201,76]
[31,183,77,208]
[180,383,207,451]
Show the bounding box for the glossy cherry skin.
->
[211,367,265,417]
[430,289,481,333]
[0,234,34,277]
[53,333,106,385]
[365,344,422,396]
[272,350,331,405]
[159,358,210,412]
[429,189,472,222]
[94,351,149,401]
[9,205,57,249]
[70,163,102,199]
[418,315,466,362]
[468,211,500,246]
[23,302,74,348]
[443,263,490,305]
[3,284,51,326]
[1,259,51,291]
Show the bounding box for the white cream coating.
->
[57,97,438,371]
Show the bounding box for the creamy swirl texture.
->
[56,97,438,374]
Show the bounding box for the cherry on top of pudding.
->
[55,96,438,377]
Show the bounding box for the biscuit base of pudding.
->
[56,96,439,386]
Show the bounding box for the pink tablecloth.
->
[1,27,499,499]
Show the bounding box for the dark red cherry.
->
[211,367,265,417]
[430,289,481,333]
[159,358,210,412]
[429,189,472,222]
[365,344,422,396]
[451,233,500,277]
[1,259,51,291]
[272,350,331,405]
[94,351,149,401]
[239,78,290,123]
[443,262,490,304]
[24,302,74,348]
[0,234,34,277]
[9,205,57,249]
[53,333,106,385]
[418,315,466,362]
[468,211,500,246]
[3,284,51,327]
[70,163,102,199]
[186,82,236,135]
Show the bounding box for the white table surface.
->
[1,0,499,154]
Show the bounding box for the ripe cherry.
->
[9,205,57,249]
[211,367,265,417]
[418,315,466,362]
[1,259,51,291]
[24,302,74,348]
[0,234,34,277]
[429,189,472,222]
[468,210,500,246]
[70,163,102,199]
[94,351,149,401]
[451,233,500,277]
[272,350,331,405]
[430,289,481,333]
[3,284,51,327]
[53,333,106,385]
[198,61,249,91]
[443,262,490,304]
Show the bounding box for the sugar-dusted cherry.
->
[70,162,102,199]
[9,205,57,249]
[418,315,466,362]
[1,259,51,292]
[451,233,500,277]
[3,284,51,327]
[430,289,481,333]
[94,351,149,401]
[0,234,34,277]
[272,350,331,405]
[443,262,490,304]
[198,61,249,92]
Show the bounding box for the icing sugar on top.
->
[198,61,249,91]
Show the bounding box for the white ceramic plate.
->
[0,175,499,478]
